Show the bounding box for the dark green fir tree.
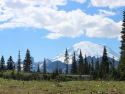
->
[64,48,69,74]
[23,49,33,72]
[7,56,14,70]
[110,56,116,79]
[37,63,40,73]
[59,65,62,74]
[94,56,100,79]
[55,62,59,76]
[102,45,109,79]
[118,9,125,80]
[0,55,5,72]
[78,49,84,76]
[70,52,77,74]
[43,58,46,74]
[84,54,87,74]
[17,50,21,73]
[90,56,94,78]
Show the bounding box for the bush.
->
[47,75,51,81]
[16,73,22,80]
[21,74,31,81]
[43,74,47,80]
[55,75,62,82]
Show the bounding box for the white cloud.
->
[89,0,125,9]
[98,9,116,16]
[44,32,63,39]
[70,0,86,3]
[0,0,123,41]
[85,17,122,39]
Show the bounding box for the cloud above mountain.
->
[0,0,123,40]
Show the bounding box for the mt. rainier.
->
[51,41,120,64]
[15,41,120,73]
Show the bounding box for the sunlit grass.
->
[0,70,124,94]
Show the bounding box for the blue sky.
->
[0,0,124,65]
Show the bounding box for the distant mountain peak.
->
[51,41,120,64]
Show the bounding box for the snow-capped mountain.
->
[51,41,120,64]
[14,41,120,73]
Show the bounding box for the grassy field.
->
[0,76,124,94]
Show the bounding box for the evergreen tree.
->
[0,55,5,72]
[74,52,77,74]
[98,59,104,79]
[64,48,69,74]
[17,50,21,73]
[102,45,109,79]
[70,52,77,74]
[94,56,100,79]
[86,60,89,75]
[23,49,33,72]
[59,65,62,74]
[110,56,116,79]
[13,63,15,71]
[118,10,125,80]
[55,62,59,75]
[37,63,40,73]
[78,49,84,75]
[90,56,94,77]
[88,61,91,75]
[84,54,87,74]
[7,56,14,70]
[23,60,26,72]
[108,58,113,75]
[43,58,46,74]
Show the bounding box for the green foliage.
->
[37,63,40,73]
[43,74,47,80]
[23,49,33,72]
[17,50,21,73]
[0,55,5,71]
[84,54,88,74]
[43,58,46,74]
[70,52,77,74]
[58,66,62,74]
[7,56,14,70]
[78,49,84,75]
[64,48,69,74]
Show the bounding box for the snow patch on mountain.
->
[51,41,120,64]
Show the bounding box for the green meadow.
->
[0,70,124,94]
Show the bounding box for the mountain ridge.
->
[14,41,120,74]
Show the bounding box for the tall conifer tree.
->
[90,56,94,77]
[78,49,84,75]
[70,52,77,74]
[84,54,87,74]
[95,56,100,79]
[7,56,14,70]
[37,63,40,73]
[59,65,62,74]
[88,61,91,75]
[110,56,116,79]
[43,58,46,74]
[55,62,59,75]
[118,9,125,80]
[0,55,5,71]
[23,60,26,72]
[86,60,89,74]
[23,49,33,72]
[64,48,69,74]
[17,50,21,73]
[98,59,104,79]
[102,46,109,79]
